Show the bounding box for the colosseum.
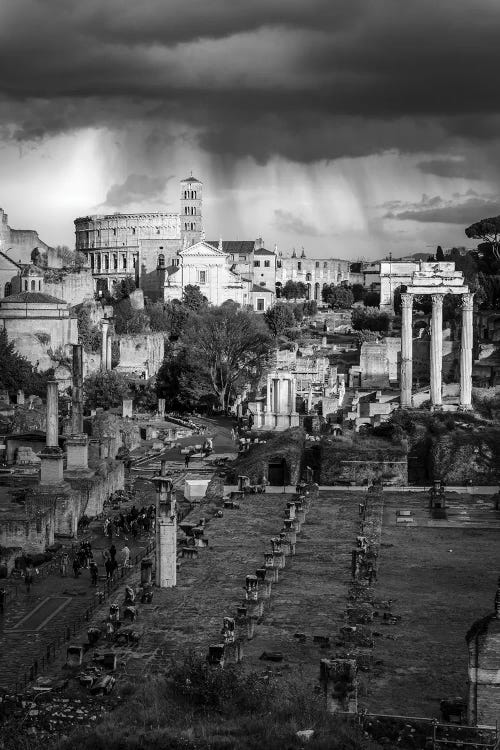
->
[74,176,203,300]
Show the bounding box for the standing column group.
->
[399,291,473,410]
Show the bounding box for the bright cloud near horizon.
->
[1,0,500,259]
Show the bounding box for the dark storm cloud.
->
[274,209,324,237]
[386,192,500,224]
[417,159,483,180]
[102,174,173,207]
[1,0,500,162]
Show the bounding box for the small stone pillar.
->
[158,398,166,419]
[320,658,358,714]
[245,574,259,601]
[122,398,133,418]
[255,568,272,598]
[271,537,286,569]
[285,501,296,520]
[40,381,64,486]
[264,551,279,583]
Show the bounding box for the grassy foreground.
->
[5,651,382,750]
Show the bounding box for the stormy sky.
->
[1,0,500,259]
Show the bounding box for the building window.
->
[91,255,95,270]
[253,260,260,267]
[324,262,327,268]
[133,255,137,268]
[158,253,165,268]
[316,261,319,268]
[122,254,127,270]
[104,255,109,270]
[277,260,282,268]
[190,223,194,230]
[264,260,270,267]
[97,256,101,271]
[24,280,28,291]
[185,207,189,215]
[38,280,41,290]
[132,228,136,235]
[159,246,164,250]
[113,228,116,236]
[298,262,302,270]
[113,253,118,270]
[199,270,206,284]
[4,282,11,297]
[184,223,188,230]
[174,258,180,266]
[257,298,265,311]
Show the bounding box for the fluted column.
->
[430,294,444,408]
[459,293,474,410]
[266,374,272,412]
[71,344,84,434]
[400,293,413,407]
[106,333,112,371]
[46,381,59,447]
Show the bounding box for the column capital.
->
[401,293,413,309]
[461,292,474,311]
[431,294,444,308]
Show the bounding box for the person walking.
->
[184,453,190,469]
[72,557,81,578]
[60,552,69,577]
[25,563,35,593]
[89,561,99,586]
[121,545,130,568]
[109,544,117,563]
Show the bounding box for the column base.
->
[430,404,443,412]
[458,404,473,412]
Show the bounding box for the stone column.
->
[66,344,89,471]
[71,344,83,434]
[430,294,444,409]
[106,334,112,371]
[40,381,64,485]
[459,292,474,411]
[101,321,109,371]
[154,459,177,588]
[290,376,297,413]
[273,378,280,413]
[266,375,272,412]
[400,293,413,407]
[46,381,59,447]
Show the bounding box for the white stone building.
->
[276,250,350,301]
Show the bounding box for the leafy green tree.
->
[264,303,295,337]
[364,291,380,307]
[156,344,216,412]
[182,284,207,311]
[465,216,500,256]
[178,307,272,410]
[323,285,354,309]
[0,329,54,397]
[281,280,307,300]
[352,307,390,333]
[435,245,445,261]
[147,301,171,332]
[351,283,365,302]
[114,276,137,301]
[303,300,317,316]
[292,303,304,322]
[83,371,130,410]
[76,305,101,352]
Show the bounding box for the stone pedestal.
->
[430,294,443,408]
[66,434,89,471]
[40,447,65,486]
[122,398,133,418]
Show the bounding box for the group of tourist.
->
[103,504,156,541]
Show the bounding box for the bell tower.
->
[180,175,203,248]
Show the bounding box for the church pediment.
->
[180,241,227,258]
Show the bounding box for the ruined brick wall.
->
[44,271,94,306]
[69,461,125,518]
[320,441,408,485]
[467,617,500,726]
[116,332,165,377]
